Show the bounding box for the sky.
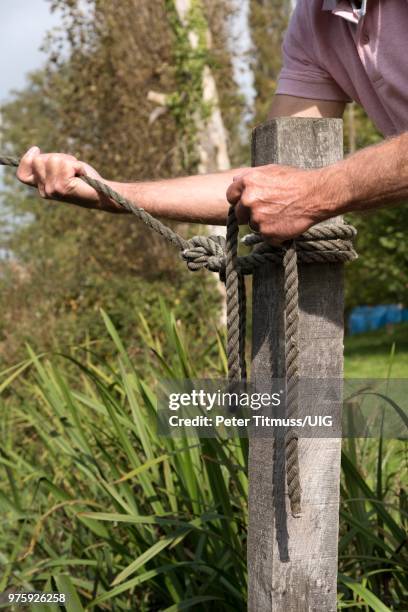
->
[229,0,256,120]
[0,0,255,206]
[0,0,255,258]
[0,0,259,260]
[0,1,60,103]
[0,0,258,105]
[0,1,60,247]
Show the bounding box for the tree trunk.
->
[173,0,231,196]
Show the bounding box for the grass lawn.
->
[344,322,408,378]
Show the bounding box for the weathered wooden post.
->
[248,117,344,611]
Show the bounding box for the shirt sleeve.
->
[276,1,351,102]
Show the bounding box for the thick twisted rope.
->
[1,154,357,516]
[183,225,357,274]
[225,205,242,386]
[283,243,301,517]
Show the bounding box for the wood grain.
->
[248,118,344,612]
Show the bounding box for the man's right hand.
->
[17,146,124,213]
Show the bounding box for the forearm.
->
[16,146,248,222]
[106,168,247,224]
[319,132,408,219]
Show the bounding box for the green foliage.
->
[0,311,406,609]
[164,0,212,170]
[0,0,229,367]
[0,309,247,610]
[341,324,408,609]
[343,103,384,155]
[345,206,408,309]
[0,253,221,374]
[249,0,291,125]
[339,441,407,609]
[164,0,243,170]
[343,104,408,308]
[344,324,408,378]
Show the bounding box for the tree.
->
[343,105,408,308]
[0,0,241,365]
[149,0,233,176]
[249,0,291,125]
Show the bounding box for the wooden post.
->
[248,118,344,612]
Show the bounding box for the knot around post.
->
[181,223,357,279]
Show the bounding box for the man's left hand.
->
[226,164,332,244]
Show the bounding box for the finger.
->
[233,166,254,180]
[43,157,86,199]
[32,156,47,198]
[234,201,250,224]
[74,162,87,177]
[16,146,41,185]
[260,227,284,247]
[226,177,245,206]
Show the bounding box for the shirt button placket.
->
[355,12,369,68]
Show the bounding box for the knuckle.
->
[54,180,68,196]
[248,170,260,182]
[259,223,269,236]
[53,178,63,191]
[250,209,262,225]
[61,153,77,163]
[245,170,261,185]
[57,155,77,172]
[44,182,59,199]
[251,215,262,227]
[48,153,61,165]
[242,175,254,189]
[240,189,254,208]
[32,157,43,173]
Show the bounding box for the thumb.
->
[24,146,41,164]
[226,176,244,206]
[27,145,41,156]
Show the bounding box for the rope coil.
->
[0,154,357,517]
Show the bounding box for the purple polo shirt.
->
[276,1,408,136]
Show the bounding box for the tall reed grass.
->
[0,307,406,610]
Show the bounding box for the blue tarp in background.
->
[348,305,408,335]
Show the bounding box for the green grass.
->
[0,308,248,611]
[341,323,408,609]
[344,323,408,378]
[0,310,406,610]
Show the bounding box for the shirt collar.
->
[322,0,367,24]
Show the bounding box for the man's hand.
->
[17,146,124,213]
[226,164,332,244]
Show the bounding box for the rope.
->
[0,154,357,517]
[225,205,243,386]
[283,243,301,517]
